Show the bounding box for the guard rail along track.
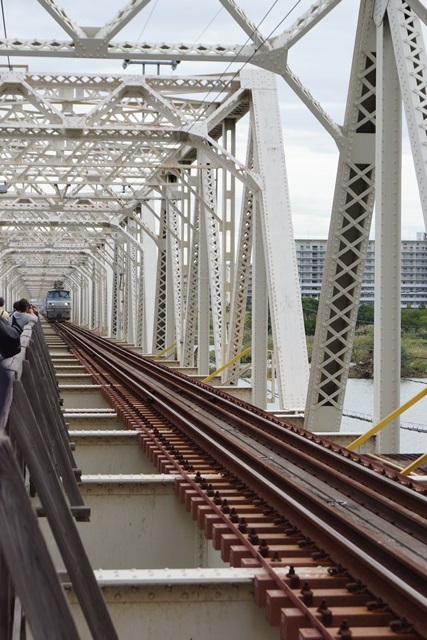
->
[55,322,427,640]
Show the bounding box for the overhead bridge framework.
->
[0,0,426,451]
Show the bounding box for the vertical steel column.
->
[90,263,96,330]
[221,118,237,378]
[198,170,210,376]
[305,2,377,431]
[199,156,224,370]
[125,219,138,345]
[248,69,308,410]
[252,198,268,408]
[182,192,200,368]
[110,244,121,339]
[387,0,427,223]
[226,133,254,382]
[374,12,402,453]
[141,202,157,353]
[153,197,175,353]
[166,186,183,362]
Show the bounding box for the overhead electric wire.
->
[192,6,224,43]
[150,0,304,179]
[0,0,11,70]
[136,0,160,42]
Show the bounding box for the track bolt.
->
[221,499,230,514]
[285,527,299,536]
[238,518,247,533]
[317,599,332,625]
[300,582,313,606]
[206,484,214,497]
[390,617,414,633]
[311,549,328,560]
[258,540,269,557]
[328,564,346,576]
[229,508,239,523]
[286,566,300,588]
[271,551,281,562]
[338,620,352,639]
[195,472,202,483]
[213,492,222,505]
[248,529,259,545]
[366,597,389,612]
[346,579,367,593]
[298,537,313,548]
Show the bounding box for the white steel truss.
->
[0,1,426,437]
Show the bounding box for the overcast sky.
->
[1,0,426,239]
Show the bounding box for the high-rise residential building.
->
[295,237,427,307]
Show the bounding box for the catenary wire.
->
[139,0,304,176]
[0,0,11,70]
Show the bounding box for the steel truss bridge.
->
[0,0,426,452]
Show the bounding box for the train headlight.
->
[65,302,69,306]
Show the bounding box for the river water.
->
[342,378,427,453]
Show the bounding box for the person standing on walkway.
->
[8,298,38,331]
[0,297,9,321]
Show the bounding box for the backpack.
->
[0,318,21,359]
[11,314,23,335]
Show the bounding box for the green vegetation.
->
[303,300,427,378]
[239,301,427,377]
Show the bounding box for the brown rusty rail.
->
[54,322,427,639]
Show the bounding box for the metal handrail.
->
[153,340,176,360]
[0,322,118,639]
[347,386,427,454]
[202,346,252,384]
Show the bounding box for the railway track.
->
[53,322,427,639]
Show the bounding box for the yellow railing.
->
[202,347,251,384]
[153,341,177,360]
[401,453,427,476]
[347,388,427,463]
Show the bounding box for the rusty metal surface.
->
[53,323,427,640]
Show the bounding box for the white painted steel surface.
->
[1,2,426,435]
[36,475,225,572]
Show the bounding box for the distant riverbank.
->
[307,328,427,379]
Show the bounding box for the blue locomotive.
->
[46,282,71,321]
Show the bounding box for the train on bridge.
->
[45,281,71,321]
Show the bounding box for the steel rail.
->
[57,324,427,522]
[54,322,427,634]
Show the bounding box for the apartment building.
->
[296,235,427,307]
